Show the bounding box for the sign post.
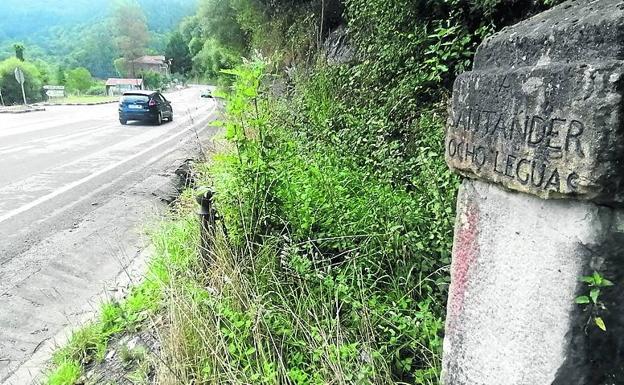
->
[43,85,65,100]
[14,67,26,105]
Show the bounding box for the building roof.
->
[105,78,143,86]
[132,55,167,65]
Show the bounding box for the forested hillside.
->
[0,0,198,78]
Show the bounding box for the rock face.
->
[323,25,355,65]
[442,1,624,384]
[445,0,624,203]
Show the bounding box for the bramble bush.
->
[195,56,454,383]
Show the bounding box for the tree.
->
[66,67,93,94]
[0,57,43,104]
[13,44,24,61]
[180,0,250,78]
[68,21,119,78]
[112,1,150,61]
[33,59,52,85]
[165,31,192,75]
[193,38,241,80]
[140,70,164,90]
[56,66,67,86]
[180,16,204,57]
[114,58,130,77]
[195,0,248,52]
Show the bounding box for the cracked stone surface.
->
[443,1,624,383]
[445,0,624,204]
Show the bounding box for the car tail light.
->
[148,99,156,107]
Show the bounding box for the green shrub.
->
[193,38,243,81]
[201,60,455,383]
[0,57,44,104]
[85,84,106,96]
[140,70,166,90]
[65,67,93,95]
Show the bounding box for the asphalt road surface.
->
[0,86,219,384]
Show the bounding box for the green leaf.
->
[595,317,607,331]
[592,271,603,286]
[601,278,614,287]
[575,296,590,304]
[580,275,594,284]
[590,288,600,304]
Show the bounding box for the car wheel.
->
[155,112,162,125]
[169,114,173,122]
[120,119,127,125]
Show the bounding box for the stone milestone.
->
[442,1,624,384]
[445,0,624,203]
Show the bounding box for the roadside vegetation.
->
[0,53,115,104]
[44,0,563,384]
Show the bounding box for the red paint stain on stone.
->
[447,202,480,334]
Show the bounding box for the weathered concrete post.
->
[442,1,624,384]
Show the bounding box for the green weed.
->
[46,359,81,385]
[576,271,615,332]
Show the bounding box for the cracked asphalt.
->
[0,86,219,384]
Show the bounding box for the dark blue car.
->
[118,90,173,125]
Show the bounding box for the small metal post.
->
[196,189,216,262]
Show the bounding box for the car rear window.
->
[121,94,149,103]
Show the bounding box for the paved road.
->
[0,87,219,384]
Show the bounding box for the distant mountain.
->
[0,0,110,43]
[0,0,198,40]
[0,0,199,77]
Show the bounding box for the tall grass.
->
[153,219,443,384]
[148,60,451,384]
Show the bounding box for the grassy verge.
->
[44,194,200,384]
[46,95,118,104]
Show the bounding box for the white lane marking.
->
[0,106,117,138]
[0,103,217,225]
[0,145,34,155]
[0,123,119,155]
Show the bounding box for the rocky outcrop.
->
[323,25,355,65]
